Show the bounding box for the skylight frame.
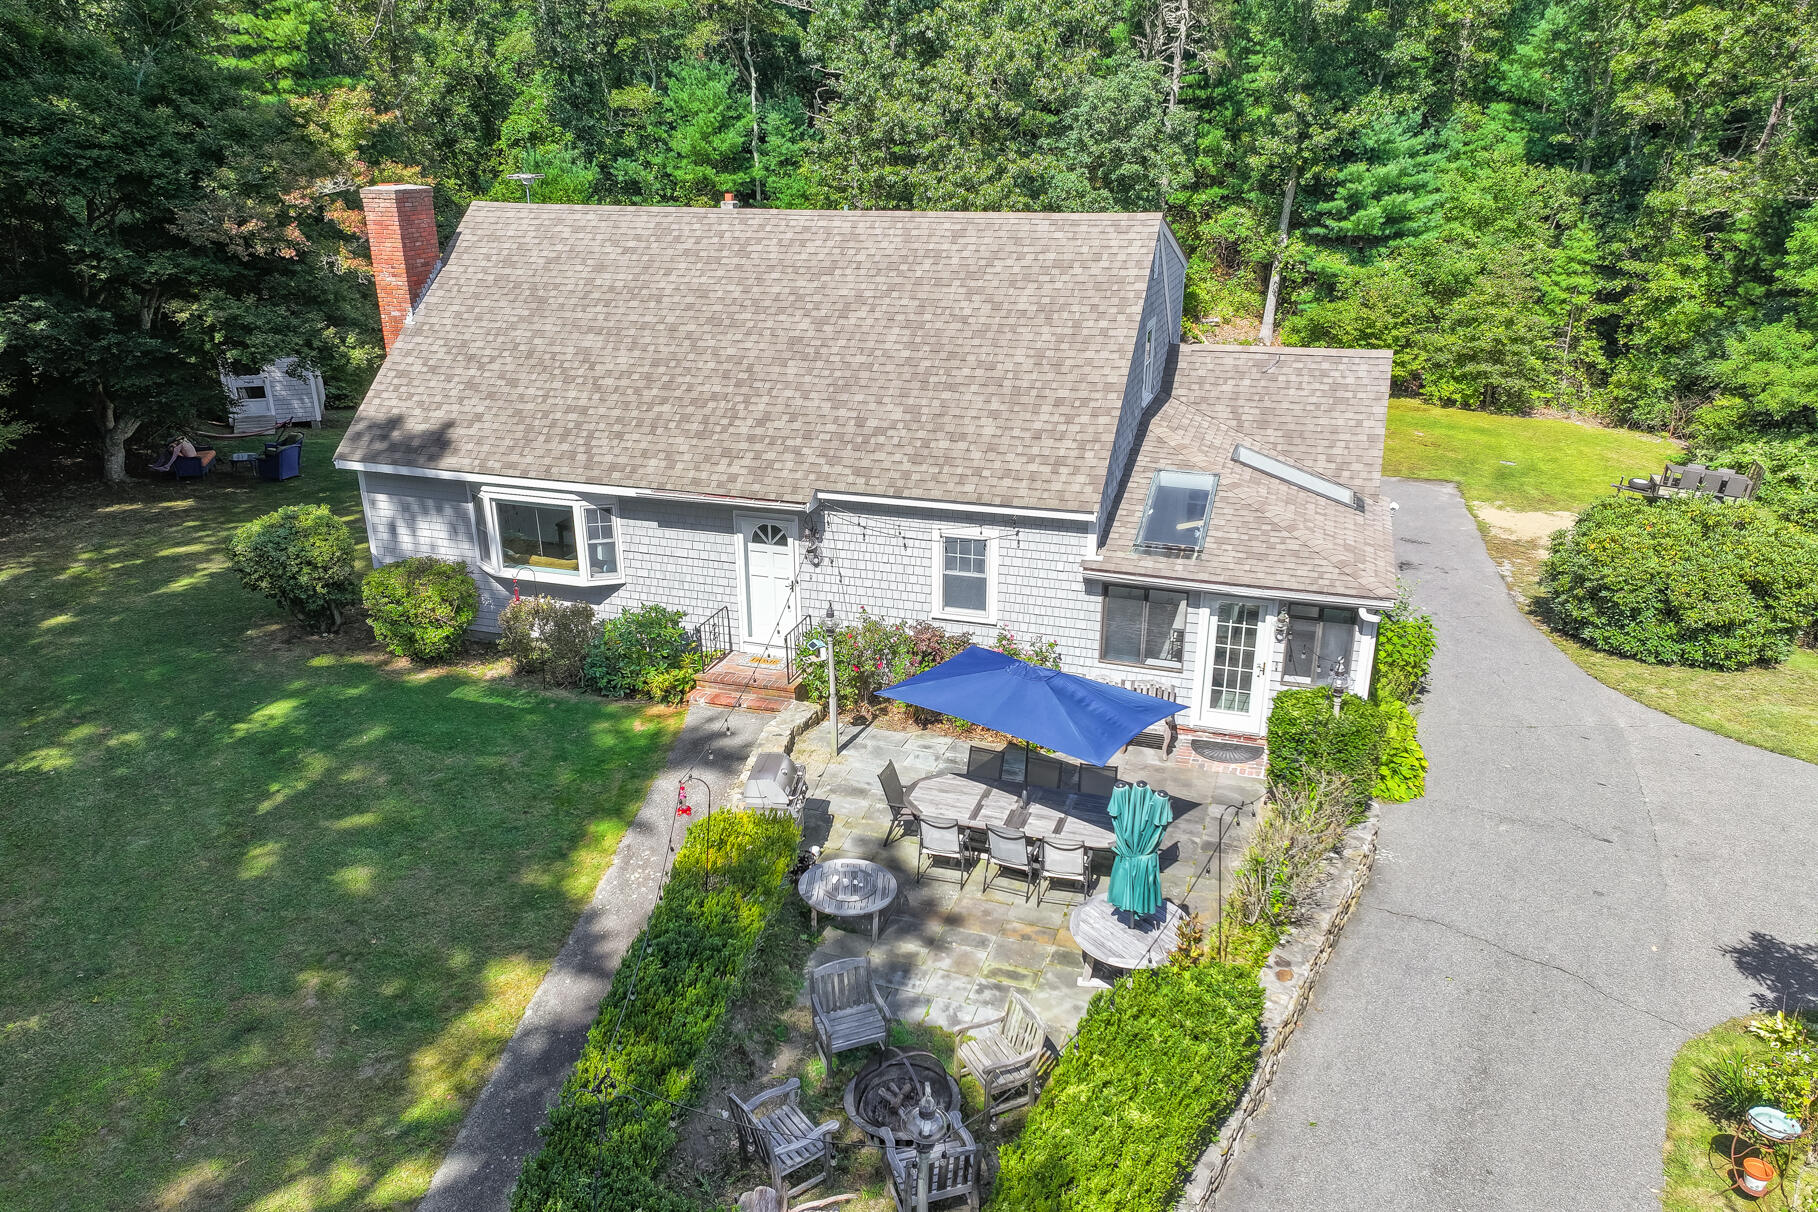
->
[1134,469,1220,557]
[1231,444,1364,512]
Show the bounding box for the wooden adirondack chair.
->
[807,956,891,1072]
[728,1079,839,1210]
[956,992,1049,1127]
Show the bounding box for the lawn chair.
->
[878,760,915,846]
[256,434,302,481]
[808,956,891,1072]
[916,815,972,885]
[965,745,1004,781]
[956,992,1049,1127]
[881,1117,980,1211]
[728,1079,839,1211]
[1024,753,1063,789]
[981,825,1036,901]
[1036,837,1092,905]
[1078,764,1118,799]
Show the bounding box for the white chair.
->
[982,825,1036,900]
[1037,836,1091,905]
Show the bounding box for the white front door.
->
[737,516,798,650]
[1196,598,1275,734]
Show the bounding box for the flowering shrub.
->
[793,612,1062,717]
[995,627,1061,668]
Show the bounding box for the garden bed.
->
[1664,1014,1817,1211]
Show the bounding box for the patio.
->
[789,720,1267,1042]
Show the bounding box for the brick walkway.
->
[789,721,1266,1040]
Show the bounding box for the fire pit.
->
[843,1049,962,1146]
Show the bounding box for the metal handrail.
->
[782,613,814,683]
[689,605,732,671]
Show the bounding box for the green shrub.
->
[641,653,703,705]
[498,596,597,687]
[794,613,1057,716]
[1372,612,1437,705]
[583,604,694,698]
[986,962,1264,1212]
[1539,496,1818,669]
[226,504,360,633]
[1372,699,1428,802]
[361,557,478,660]
[510,810,799,1212]
[1231,774,1354,930]
[1697,434,1818,532]
[1265,688,1385,816]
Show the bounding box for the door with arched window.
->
[737,516,798,650]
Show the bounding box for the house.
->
[221,357,326,433]
[335,184,1396,744]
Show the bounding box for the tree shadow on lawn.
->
[0,480,681,1211]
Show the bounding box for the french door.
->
[1196,598,1275,734]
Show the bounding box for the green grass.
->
[1662,1018,1815,1211]
[1385,399,1818,768]
[1384,397,1681,512]
[0,417,680,1211]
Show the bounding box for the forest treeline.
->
[1,0,1816,504]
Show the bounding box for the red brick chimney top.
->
[361,184,440,354]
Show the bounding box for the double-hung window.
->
[475,488,621,585]
[1281,604,1356,686]
[934,533,993,621]
[1100,585,1187,668]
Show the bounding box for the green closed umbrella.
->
[1108,782,1171,917]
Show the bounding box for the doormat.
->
[745,656,782,667]
[1191,740,1265,764]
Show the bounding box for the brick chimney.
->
[361,184,440,353]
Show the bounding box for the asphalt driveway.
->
[1219,479,1818,1211]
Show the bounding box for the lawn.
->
[0,418,680,1211]
[1384,399,1818,768]
[1662,1017,1815,1210]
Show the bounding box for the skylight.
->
[1136,470,1219,555]
[1232,445,1363,511]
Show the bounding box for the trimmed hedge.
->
[499,595,597,687]
[510,810,799,1212]
[986,962,1265,1212]
[1539,495,1818,669]
[361,556,478,660]
[1265,688,1386,816]
[225,504,359,633]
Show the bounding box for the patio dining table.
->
[903,772,1122,852]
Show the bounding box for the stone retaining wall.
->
[1177,812,1381,1208]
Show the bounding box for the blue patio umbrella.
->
[875,646,1185,767]
[1108,782,1171,917]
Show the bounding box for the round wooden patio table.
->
[1068,895,1187,987]
[798,857,898,941]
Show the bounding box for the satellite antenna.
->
[505,172,544,203]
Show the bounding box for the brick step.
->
[688,686,795,713]
[695,654,799,693]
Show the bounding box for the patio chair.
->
[965,745,1004,781]
[981,825,1036,901]
[1078,764,1118,798]
[881,1117,980,1211]
[255,435,302,481]
[1036,837,1092,905]
[807,956,891,1072]
[878,759,916,846]
[1024,753,1063,790]
[956,992,1050,1127]
[1719,466,1760,501]
[728,1079,839,1210]
[916,815,972,885]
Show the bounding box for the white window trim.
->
[930,526,999,626]
[474,486,624,587]
[733,511,802,650]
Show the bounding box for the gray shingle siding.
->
[1098,227,1187,541]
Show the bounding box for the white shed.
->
[220,358,326,434]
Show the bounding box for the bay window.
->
[475,489,621,584]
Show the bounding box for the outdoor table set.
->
[903,771,1119,852]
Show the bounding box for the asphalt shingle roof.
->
[1085,345,1398,604]
[335,204,1170,513]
